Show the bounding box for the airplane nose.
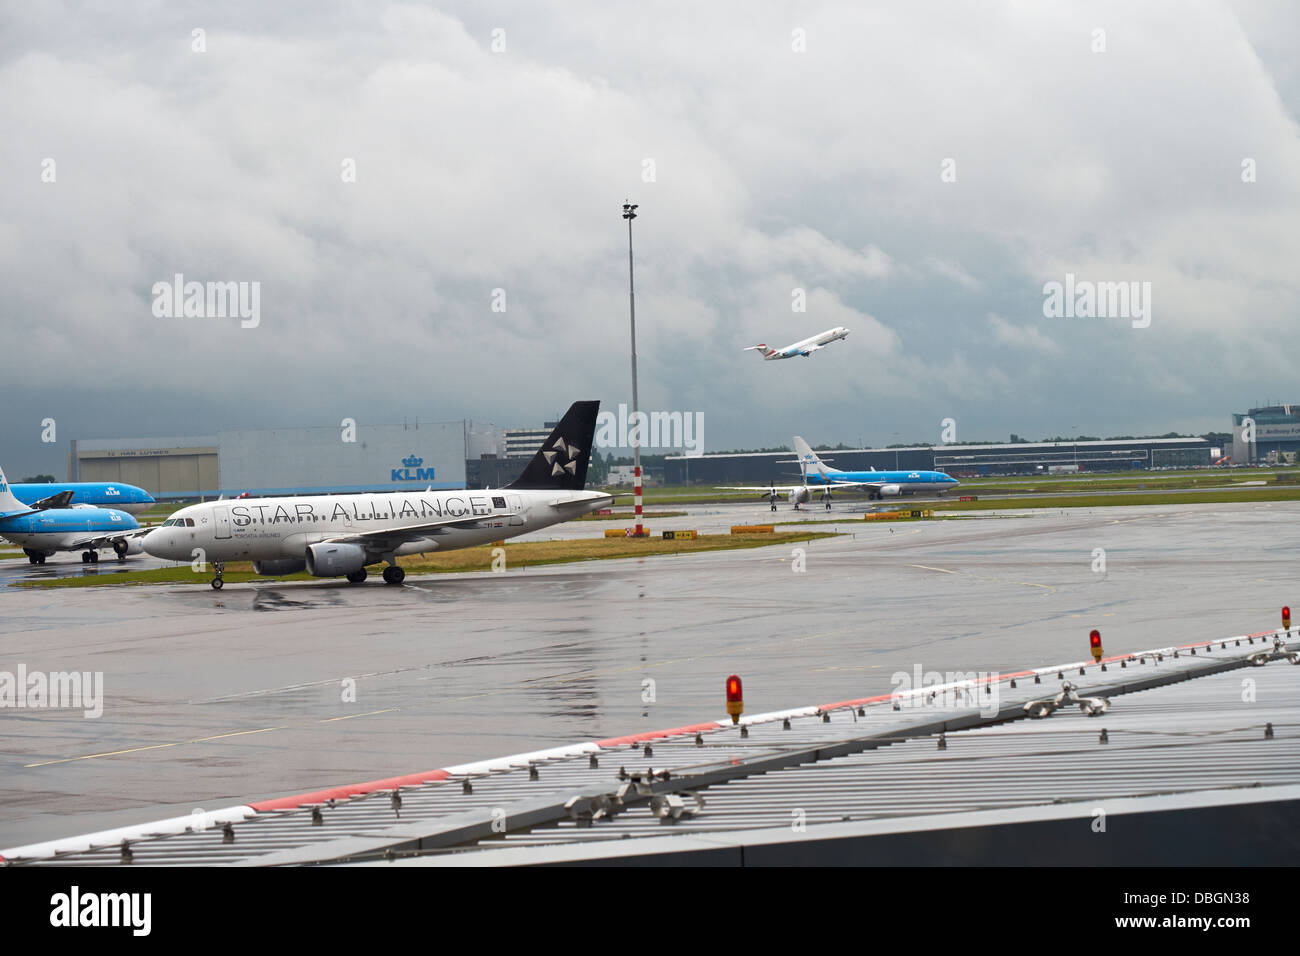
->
[143,529,176,560]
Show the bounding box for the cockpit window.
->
[185,518,195,527]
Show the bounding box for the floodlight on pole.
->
[623,201,644,536]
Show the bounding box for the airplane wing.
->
[63,526,154,550]
[799,344,823,356]
[321,512,520,552]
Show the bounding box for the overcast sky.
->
[2,1,1298,477]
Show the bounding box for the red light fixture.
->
[1284,606,1291,630]
[1089,629,1103,663]
[726,674,743,724]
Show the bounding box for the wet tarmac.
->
[0,553,172,588]
[2,499,1296,848]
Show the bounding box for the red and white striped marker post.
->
[634,465,643,535]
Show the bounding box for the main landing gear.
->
[210,561,225,590]
[346,564,403,585]
[81,550,99,564]
[24,549,46,565]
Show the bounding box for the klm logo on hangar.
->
[392,454,435,482]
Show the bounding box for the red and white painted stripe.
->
[3,627,1292,864]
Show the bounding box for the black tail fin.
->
[507,401,600,490]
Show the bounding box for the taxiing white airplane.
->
[144,401,612,589]
[743,326,850,360]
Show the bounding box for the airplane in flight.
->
[9,480,155,514]
[0,466,151,564]
[719,436,959,509]
[743,326,850,360]
[145,401,612,589]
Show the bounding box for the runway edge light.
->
[726,674,743,724]
[1283,606,1291,631]
[1090,629,1103,663]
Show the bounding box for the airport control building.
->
[665,436,1214,484]
[69,420,502,499]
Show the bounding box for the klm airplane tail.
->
[508,401,601,491]
[0,465,37,518]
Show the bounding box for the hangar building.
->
[69,420,501,499]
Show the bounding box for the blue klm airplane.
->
[793,437,959,499]
[9,480,154,514]
[0,466,150,564]
[720,437,959,509]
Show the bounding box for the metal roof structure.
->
[4,629,1297,867]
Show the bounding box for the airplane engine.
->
[253,558,308,576]
[788,487,810,504]
[305,542,367,577]
[879,484,902,497]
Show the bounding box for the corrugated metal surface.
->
[485,662,1299,850]
[7,635,1296,866]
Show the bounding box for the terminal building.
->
[666,436,1213,484]
[66,417,1229,498]
[503,423,558,459]
[1232,404,1300,464]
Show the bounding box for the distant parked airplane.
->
[0,466,150,564]
[10,480,154,514]
[743,327,850,360]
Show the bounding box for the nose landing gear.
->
[210,561,225,590]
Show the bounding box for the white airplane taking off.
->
[145,401,612,589]
[743,326,849,360]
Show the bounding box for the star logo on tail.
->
[542,437,581,477]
